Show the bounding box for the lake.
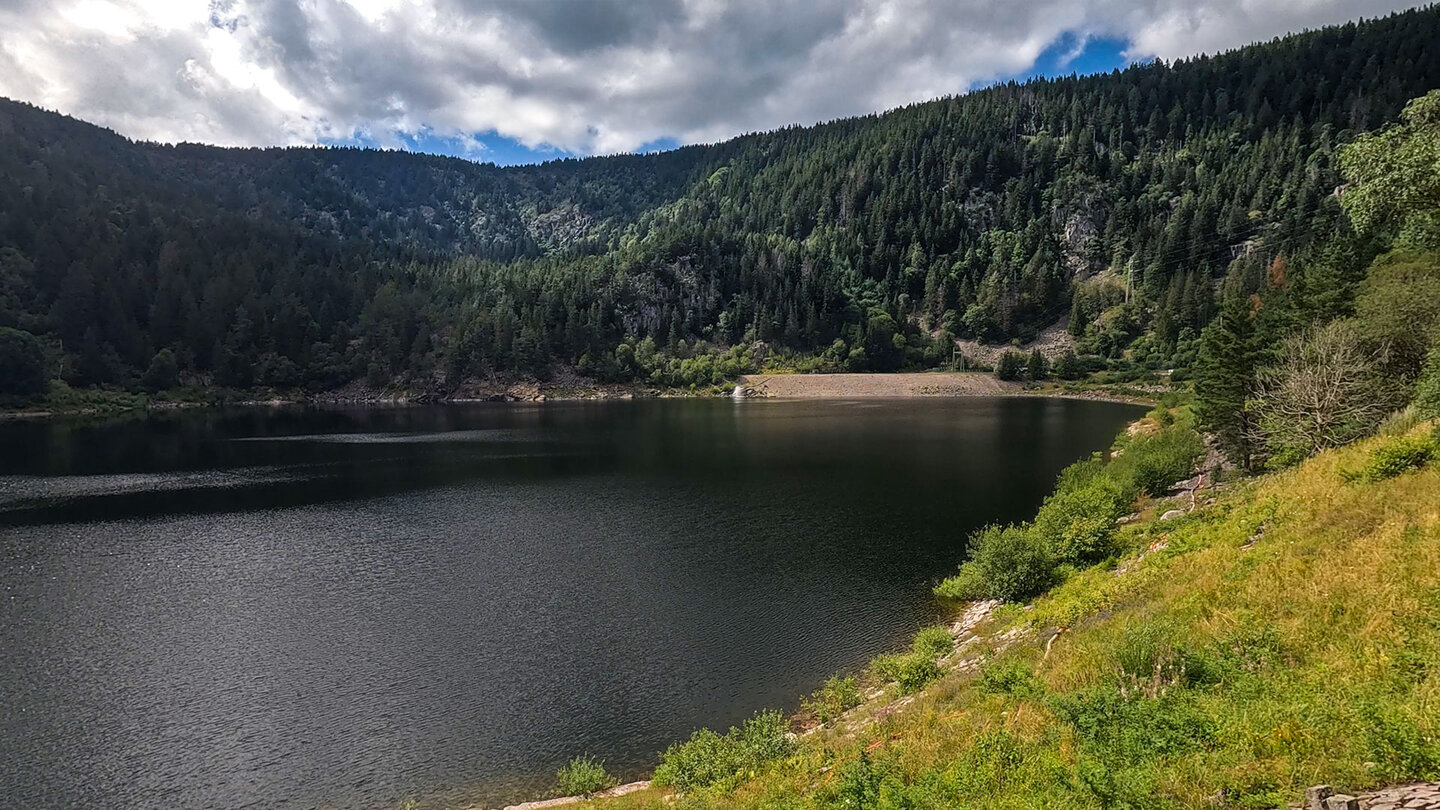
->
[0,397,1140,809]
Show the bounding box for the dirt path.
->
[740,372,1018,399]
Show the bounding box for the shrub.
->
[1342,434,1436,483]
[911,625,955,658]
[652,710,793,793]
[1113,423,1205,496]
[802,675,861,725]
[994,351,1026,381]
[826,751,890,809]
[1359,700,1440,780]
[935,524,1055,602]
[141,348,180,392]
[1251,321,1395,461]
[554,755,618,796]
[1417,340,1440,419]
[1055,455,1107,491]
[1031,473,1130,564]
[1050,686,1215,764]
[978,659,1045,700]
[1053,350,1084,380]
[871,650,944,693]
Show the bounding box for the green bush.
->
[935,524,1055,602]
[994,351,1026,381]
[554,755,618,796]
[141,348,180,392]
[978,659,1046,700]
[1031,473,1130,563]
[1054,455,1108,491]
[911,625,955,658]
[1416,340,1440,419]
[652,710,794,793]
[1112,423,1205,496]
[801,675,862,725]
[867,626,955,694]
[1051,686,1215,763]
[871,650,944,693]
[1360,699,1440,780]
[1342,435,1436,483]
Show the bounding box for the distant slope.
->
[1,7,1438,391]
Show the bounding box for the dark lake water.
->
[0,397,1139,809]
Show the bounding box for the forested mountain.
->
[1,6,1438,395]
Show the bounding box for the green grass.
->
[577,423,1440,810]
[1341,433,1438,483]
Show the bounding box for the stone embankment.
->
[495,781,651,810]
[1300,783,1440,810]
[739,372,1016,398]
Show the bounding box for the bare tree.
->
[1249,321,1395,462]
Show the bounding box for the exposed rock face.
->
[950,318,1077,366]
[1051,178,1109,276]
[523,202,597,251]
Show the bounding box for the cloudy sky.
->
[0,0,1423,164]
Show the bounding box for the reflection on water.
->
[0,398,1139,809]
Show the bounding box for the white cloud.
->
[0,0,1424,155]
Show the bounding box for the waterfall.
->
[731,384,746,399]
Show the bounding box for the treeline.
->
[1195,89,1440,471]
[932,87,1440,606]
[1,8,1439,399]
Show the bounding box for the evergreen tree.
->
[0,327,47,400]
[1053,350,1083,380]
[141,349,180,392]
[995,351,1026,381]
[1194,294,1263,469]
[1026,349,1047,381]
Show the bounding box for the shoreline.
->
[1,373,1160,422]
[0,371,1157,423]
[460,403,1163,810]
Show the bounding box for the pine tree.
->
[1026,348,1047,381]
[1067,292,1086,338]
[1194,294,1263,469]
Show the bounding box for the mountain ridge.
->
[1,6,1438,394]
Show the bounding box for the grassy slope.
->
[586,426,1440,809]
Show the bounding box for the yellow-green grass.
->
[576,427,1440,810]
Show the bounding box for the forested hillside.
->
[1,6,1438,397]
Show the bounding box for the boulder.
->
[1306,785,1333,810]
